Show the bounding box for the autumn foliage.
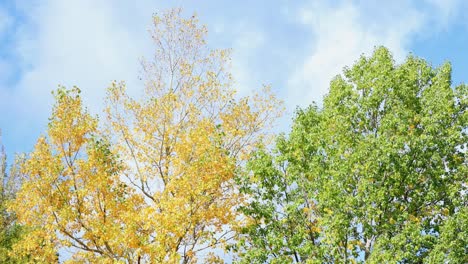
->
[9,9,281,263]
[3,8,467,264]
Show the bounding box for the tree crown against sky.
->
[8,8,282,263]
[234,47,467,263]
[0,5,466,264]
[0,138,28,263]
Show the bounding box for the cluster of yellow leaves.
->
[9,8,282,263]
[9,87,146,262]
[103,9,281,262]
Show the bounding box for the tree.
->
[9,87,130,263]
[232,139,322,263]
[10,8,281,263]
[235,47,467,263]
[0,137,27,263]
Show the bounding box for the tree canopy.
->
[9,9,281,263]
[2,8,466,264]
[0,138,28,263]
[235,47,467,263]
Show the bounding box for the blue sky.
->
[1,0,467,162]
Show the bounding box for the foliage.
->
[0,138,28,263]
[9,8,281,263]
[235,47,467,263]
[6,7,466,263]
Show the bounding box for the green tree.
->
[235,47,467,263]
[0,137,27,263]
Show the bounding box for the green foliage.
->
[0,142,27,263]
[234,143,321,263]
[426,208,468,263]
[235,47,467,263]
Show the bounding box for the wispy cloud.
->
[286,0,463,109]
[8,0,158,115]
[287,1,421,108]
[0,0,163,152]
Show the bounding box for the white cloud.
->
[287,0,427,108]
[1,0,163,127]
[41,2,139,102]
[0,0,173,157]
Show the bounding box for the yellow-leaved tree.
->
[10,87,145,263]
[10,8,282,263]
